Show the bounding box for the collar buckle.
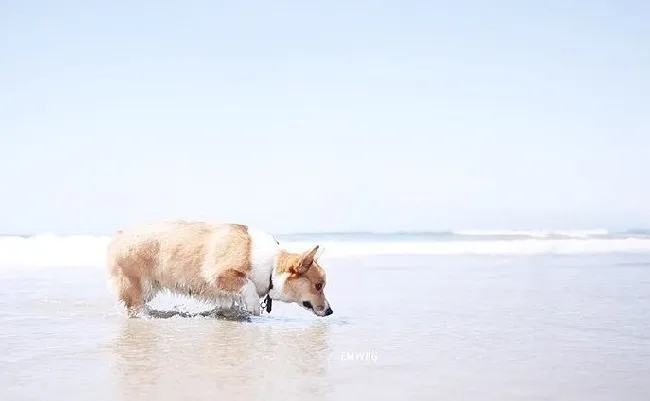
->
[261,294,272,313]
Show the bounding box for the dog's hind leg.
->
[113,273,146,318]
[141,279,161,304]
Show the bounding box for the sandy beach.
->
[2,250,649,401]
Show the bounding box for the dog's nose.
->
[324,306,333,316]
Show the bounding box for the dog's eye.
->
[315,282,323,291]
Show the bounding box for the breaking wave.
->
[1,231,650,268]
[450,229,611,238]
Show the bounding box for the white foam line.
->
[1,235,650,268]
[451,229,610,238]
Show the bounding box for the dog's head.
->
[270,245,333,317]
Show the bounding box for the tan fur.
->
[275,247,330,313]
[107,220,253,316]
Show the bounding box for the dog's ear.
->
[293,245,319,275]
[314,245,325,260]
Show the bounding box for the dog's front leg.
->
[240,279,261,316]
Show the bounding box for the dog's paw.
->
[245,301,261,316]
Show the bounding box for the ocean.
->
[1,229,650,400]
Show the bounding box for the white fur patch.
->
[247,227,280,296]
[268,271,292,302]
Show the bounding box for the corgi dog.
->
[106,220,333,318]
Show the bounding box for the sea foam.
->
[1,233,650,268]
[451,229,611,238]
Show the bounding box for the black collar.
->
[263,237,279,314]
[261,274,273,313]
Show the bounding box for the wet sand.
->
[1,254,650,400]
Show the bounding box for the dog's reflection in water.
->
[109,310,332,401]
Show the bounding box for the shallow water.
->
[2,254,650,401]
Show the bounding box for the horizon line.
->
[1,227,649,238]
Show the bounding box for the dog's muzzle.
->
[302,301,333,316]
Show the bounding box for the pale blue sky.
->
[1,1,649,234]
